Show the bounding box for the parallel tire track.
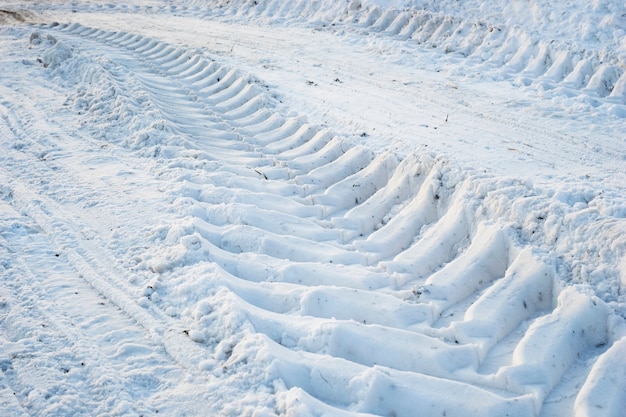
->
[1,16,622,417]
[0,217,179,416]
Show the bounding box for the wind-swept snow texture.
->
[0,1,625,416]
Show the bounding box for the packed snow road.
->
[0,1,625,416]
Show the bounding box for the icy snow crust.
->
[0,1,624,416]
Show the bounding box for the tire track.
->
[27,1,626,110]
[5,17,623,416]
[0,77,218,375]
[0,210,179,416]
[223,0,626,107]
[0,80,229,414]
[52,21,616,412]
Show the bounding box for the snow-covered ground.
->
[0,1,625,416]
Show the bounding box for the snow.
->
[0,1,624,416]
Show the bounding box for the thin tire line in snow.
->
[5,178,210,375]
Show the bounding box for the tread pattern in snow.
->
[0,6,624,415]
[7,20,615,416]
[28,0,626,111]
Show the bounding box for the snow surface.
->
[0,1,625,416]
